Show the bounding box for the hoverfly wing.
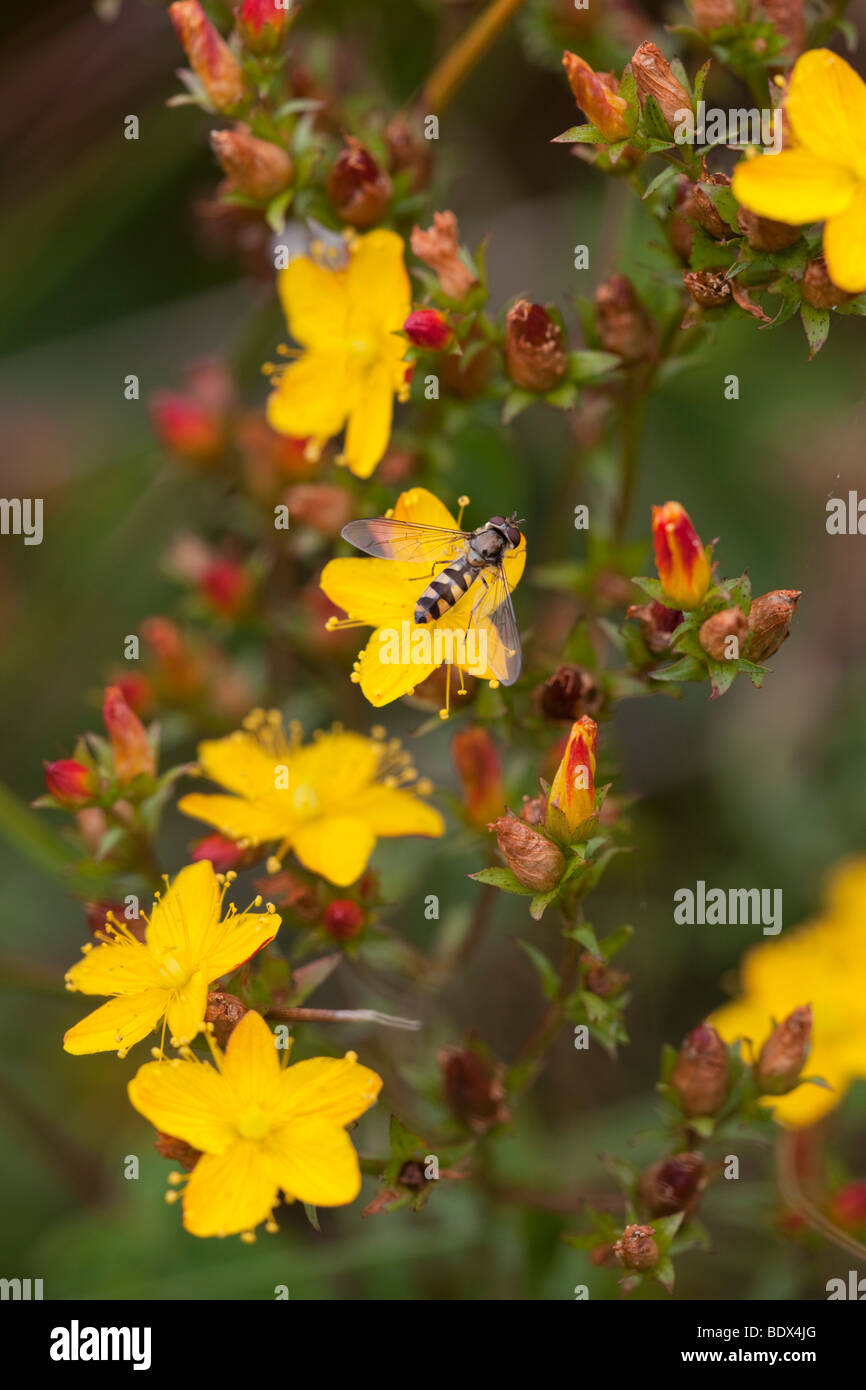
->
[470,563,522,686]
[341,517,471,567]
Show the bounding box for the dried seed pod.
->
[504,301,569,392]
[698,607,748,661]
[756,1005,812,1093]
[614,1223,659,1271]
[639,1152,707,1217]
[746,589,801,662]
[684,270,731,307]
[670,1023,730,1117]
[802,257,854,309]
[631,42,692,132]
[736,207,801,252]
[489,813,565,891]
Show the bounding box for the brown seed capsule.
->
[205,990,248,1047]
[581,953,630,999]
[626,599,683,655]
[756,1005,812,1094]
[746,589,801,662]
[438,1045,511,1133]
[693,173,732,240]
[760,0,806,62]
[630,41,692,133]
[698,607,748,661]
[398,1160,428,1191]
[670,1022,730,1117]
[384,114,433,191]
[489,812,565,892]
[690,0,740,29]
[536,664,602,721]
[614,1223,659,1271]
[327,138,392,228]
[595,274,658,364]
[669,177,697,263]
[639,1152,707,1217]
[155,1131,201,1171]
[801,257,854,309]
[520,794,547,827]
[504,300,569,393]
[736,206,801,252]
[684,269,731,307]
[210,126,293,200]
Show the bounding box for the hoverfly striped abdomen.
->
[414,558,474,623]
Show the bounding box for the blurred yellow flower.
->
[711,857,866,1127]
[732,49,866,293]
[178,709,444,887]
[128,1008,382,1237]
[319,488,525,710]
[63,861,279,1057]
[266,229,411,478]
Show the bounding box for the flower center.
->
[291,782,319,816]
[155,953,189,988]
[236,1105,271,1141]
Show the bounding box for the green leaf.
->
[566,923,601,955]
[641,93,675,141]
[552,123,604,144]
[707,657,738,700]
[642,165,679,201]
[692,59,712,108]
[600,924,633,959]
[650,655,706,682]
[800,302,830,360]
[569,349,620,382]
[303,1203,321,1232]
[501,387,536,425]
[517,940,560,999]
[630,574,670,602]
[698,180,741,235]
[389,1115,425,1166]
[529,887,560,920]
[469,865,534,896]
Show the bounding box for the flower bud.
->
[323,899,365,940]
[639,1152,707,1217]
[452,727,505,828]
[169,2,246,113]
[669,177,697,263]
[626,599,683,655]
[210,127,293,201]
[191,832,249,873]
[614,1223,658,1271]
[684,269,731,307]
[404,308,452,350]
[736,207,801,252]
[692,174,732,240]
[746,589,801,662]
[547,715,597,839]
[205,990,248,1048]
[536,664,602,721]
[594,274,657,364]
[410,211,476,301]
[504,300,569,393]
[438,1044,510,1133]
[582,953,629,999]
[830,1182,866,1231]
[150,391,225,464]
[200,558,252,618]
[652,501,711,610]
[562,51,632,141]
[155,1132,201,1171]
[520,794,547,826]
[760,0,805,62]
[755,1005,812,1094]
[630,41,692,133]
[103,685,156,785]
[670,1023,730,1117]
[384,115,433,191]
[489,813,565,892]
[802,256,854,309]
[234,0,292,55]
[283,482,354,537]
[689,0,740,28]
[698,607,748,661]
[327,139,392,228]
[44,759,97,808]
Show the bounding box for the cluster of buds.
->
[108,616,256,726]
[256,864,378,942]
[40,686,158,813]
[627,501,801,698]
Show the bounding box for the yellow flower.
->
[178,709,444,888]
[63,861,280,1056]
[128,1008,382,1237]
[265,229,411,478]
[732,49,866,293]
[319,488,526,711]
[711,856,866,1127]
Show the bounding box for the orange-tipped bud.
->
[652,501,711,610]
[327,139,392,228]
[670,1022,730,1117]
[44,760,97,808]
[103,685,156,785]
[234,0,292,55]
[755,1005,812,1094]
[504,300,569,393]
[562,51,633,141]
[169,2,246,113]
[489,813,565,892]
[210,127,293,200]
[410,211,476,301]
[452,727,505,827]
[404,308,452,350]
[547,715,597,840]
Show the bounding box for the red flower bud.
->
[830,1182,866,1231]
[404,308,452,350]
[200,559,252,618]
[234,0,292,55]
[44,760,97,808]
[322,899,365,940]
[169,1,246,113]
[670,1023,730,1117]
[103,685,156,785]
[652,501,711,610]
[452,727,505,827]
[327,139,392,228]
[547,715,597,839]
[191,833,249,873]
[150,391,225,464]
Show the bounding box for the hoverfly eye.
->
[507,526,521,547]
[488,515,506,527]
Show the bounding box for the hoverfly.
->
[340,512,524,685]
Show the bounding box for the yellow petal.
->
[823,184,866,293]
[264,1115,362,1206]
[197,731,288,800]
[787,49,866,179]
[166,968,209,1045]
[182,1143,279,1237]
[266,350,356,442]
[320,557,423,628]
[392,486,458,529]
[177,793,290,847]
[732,147,856,224]
[278,1053,383,1125]
[292,730,380,805]
[128,1055,236,1152]
[277,254,350,350]
[356,632,436,706]
[203,909,281,983]
[292,816,377,886]
[64,990,168,1055]
[145,861,221,961]
[345,229,411,335]
[351,784,444,839]
[218,1007,282,1109]
[342,361,396,479]
[65,938,163,996]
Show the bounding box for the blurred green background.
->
[1,0,865,1300]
